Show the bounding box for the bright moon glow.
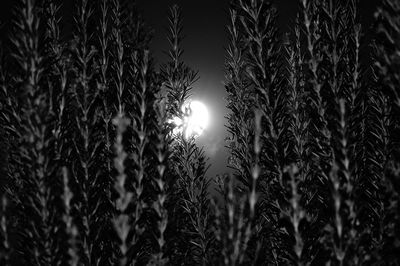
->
[171,100,210,139]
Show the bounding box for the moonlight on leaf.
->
[170,100,210,139]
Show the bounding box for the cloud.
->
[199,134,223,158]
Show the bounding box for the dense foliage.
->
[0,0,399,265]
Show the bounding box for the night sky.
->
[0,0,380,178]
[137,0,233,178]
[136,0,379,177]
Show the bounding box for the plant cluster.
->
[225,0,400,265]
[0,0,399,265]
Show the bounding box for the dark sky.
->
[137,0,233,177]
[136,0,379,177]
[0,0,380,178]
[136,0,302,178]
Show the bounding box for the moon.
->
[171,100,210,139]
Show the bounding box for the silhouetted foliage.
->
[0,0,399,265]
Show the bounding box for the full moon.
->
[171,100,210,139]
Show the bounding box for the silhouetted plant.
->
[161,5,198,120]
[62,167,79,266]
[299,0,332,218]
[0,43,10,194]
[43,2,74,263]
[224,8,267,264]
[226,0,294,263]
[69,0,104,264]
[0,195,10,266]
[225,4,257,195]
[148,99,169,266]
[212,174,251,266]
[280,24,312,265]
[174,136,212,265]
[95,1,116,262]
[112,114,131,266]
[9,0,60,264]
[159,5,212,265]
[374,0,400,263]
